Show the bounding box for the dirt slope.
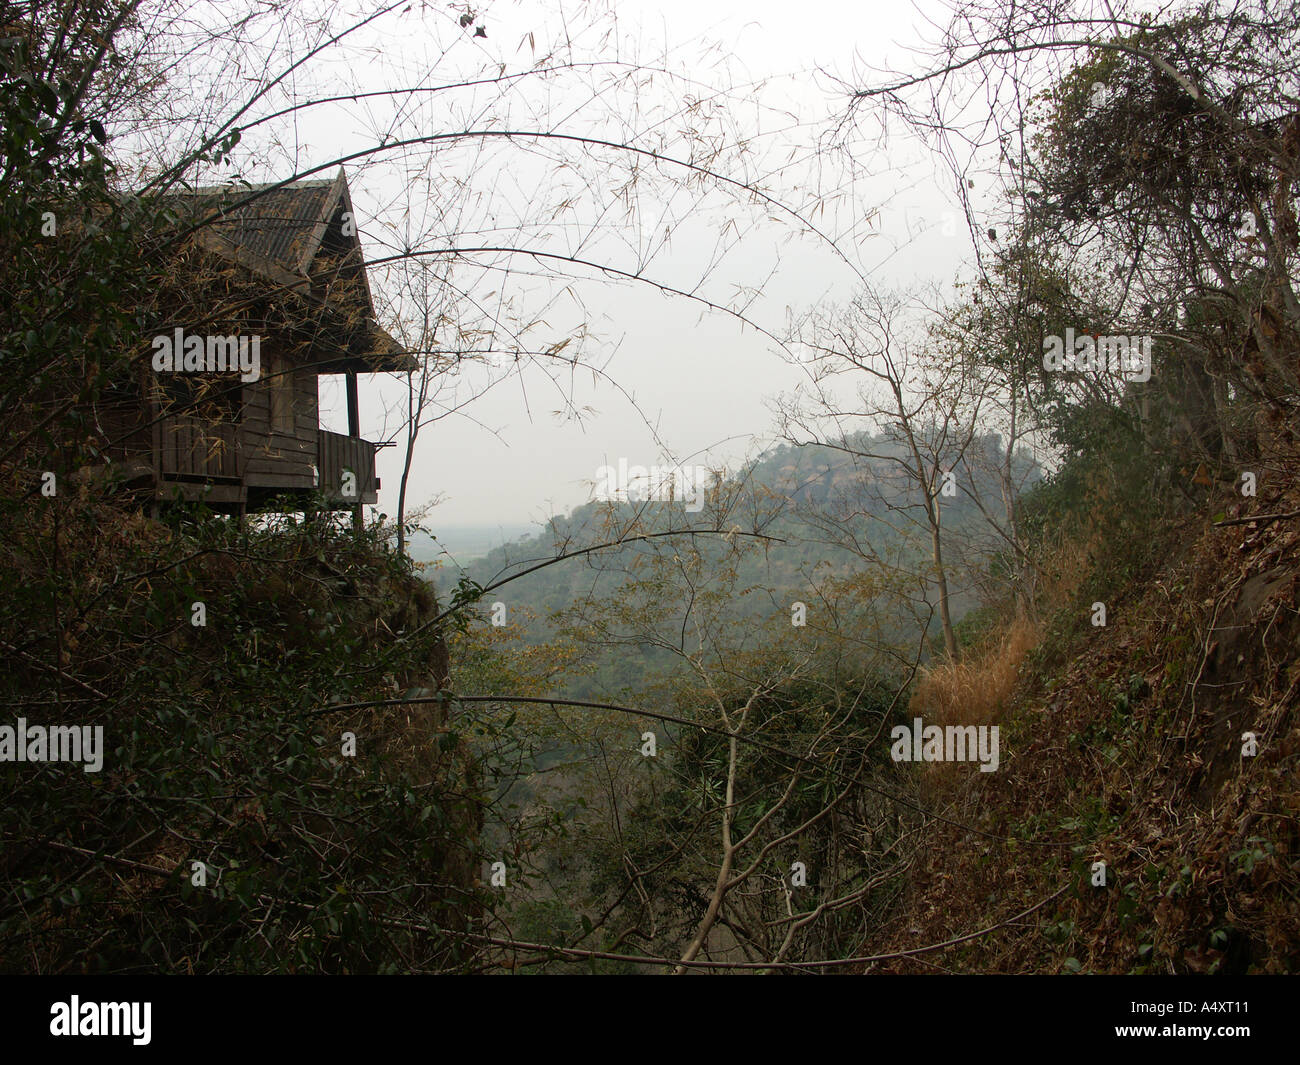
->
[864,494,1300,974]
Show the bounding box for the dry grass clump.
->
[910,529,1099,733]
[910,613,1040,729]
[908,613,1040,795]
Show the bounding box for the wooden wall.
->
[240,350,319,490]
[94,343,381,510]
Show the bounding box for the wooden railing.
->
[158,415,240,480]
[317,429,377,502]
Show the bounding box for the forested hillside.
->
[430,430,1041,697]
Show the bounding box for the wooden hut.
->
[97,168,415,515]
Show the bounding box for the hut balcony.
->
[316,427,380,506]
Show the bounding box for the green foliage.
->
[1231,838,1275,878]
[0,503,490,973]
[572,664,907,962]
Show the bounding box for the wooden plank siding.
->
[317,428,378,505]
[91,355,381,511]
[94,388,155,480]
[158,415,241,480]
[240,352,317,490]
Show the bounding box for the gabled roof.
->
[167,169,416,373]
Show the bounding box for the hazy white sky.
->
[172,0,995,530]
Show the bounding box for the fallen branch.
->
[1212,509,1300,528]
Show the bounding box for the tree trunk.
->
[930,493,958,659]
